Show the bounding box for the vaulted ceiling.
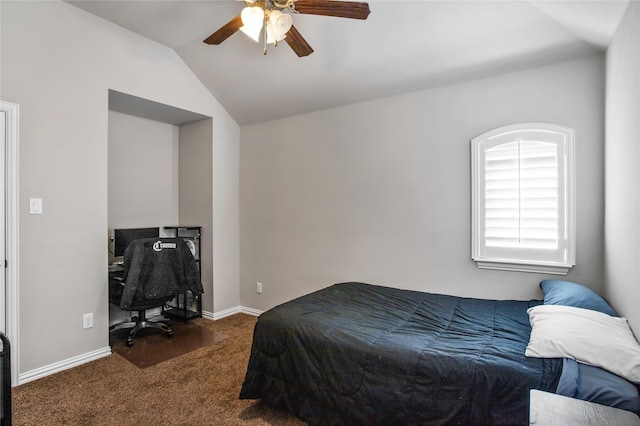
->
[67,0,629,125]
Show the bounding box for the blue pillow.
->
[540,280,618,317]
[558,358,640,414]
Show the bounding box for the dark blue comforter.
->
[240,282,562,425]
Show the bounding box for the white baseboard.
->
[18,346,111,385]
[238,306,263,317]
[17,306,264,385]
[204,306,263,321]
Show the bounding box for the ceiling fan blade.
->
[203,15,243,45]
[293,0,371,20]
[285,25,314,57]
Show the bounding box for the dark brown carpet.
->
[111,320,228,368]
[12,314,306,425]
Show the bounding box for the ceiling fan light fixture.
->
[240,6,264,42]
[266,11,292,44]
[269,10,293,37]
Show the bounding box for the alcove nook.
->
[107,90,213,325]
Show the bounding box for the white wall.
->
[240,54,605,311]
[605,2,640,334]
[0,1,240,378]
[179,119,214,313]
[108,111,179,228]
[212,116,242,315]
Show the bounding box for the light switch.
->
[29,198,43,215]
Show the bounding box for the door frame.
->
[1,100,20,384]
[0,105,5,333]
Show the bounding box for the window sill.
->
[474,260,572,275]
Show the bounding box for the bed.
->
[240,281,640,425]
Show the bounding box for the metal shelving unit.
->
[163,226,202,319]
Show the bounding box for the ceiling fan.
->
[203,0,371,57]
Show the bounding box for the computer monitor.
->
[108,227,160,264]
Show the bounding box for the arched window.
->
[471,123,575,274]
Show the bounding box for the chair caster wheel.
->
[167,331,174,338]
[126,339,134,347]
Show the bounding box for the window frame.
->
[471,122,576,275]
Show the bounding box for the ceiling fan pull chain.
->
[263,16,268,55]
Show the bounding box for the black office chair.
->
[109,237,203,346]
[1,331,11,426]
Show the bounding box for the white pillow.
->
[526,304,640,384]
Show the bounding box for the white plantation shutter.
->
[471,124,575,275]
[485,140,558,249]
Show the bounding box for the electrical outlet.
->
[256,282,263,294]
[82,313,93,329]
